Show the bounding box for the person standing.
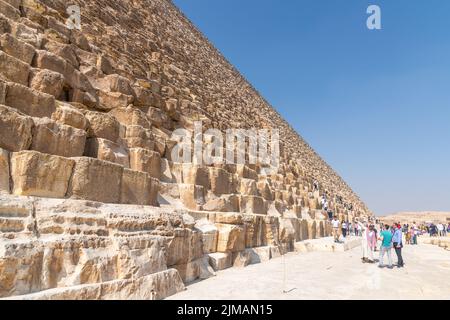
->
[332,217,340,243]
[366,224,377,263]
[358,220,369,263]
[392,223,404,268]
[341,220,347,238]
[379,224,394,269]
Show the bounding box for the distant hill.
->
[381,211,450,224]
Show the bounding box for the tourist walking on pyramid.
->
[332,216,340,243]
[378,224,394,269]
[392,223,404,268]
[341,220,347,238]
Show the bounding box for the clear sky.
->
[173,0,450,216]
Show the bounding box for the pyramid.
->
[0,0,371,299]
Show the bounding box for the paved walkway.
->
[168,242,450,300]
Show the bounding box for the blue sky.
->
[173,0,450,216]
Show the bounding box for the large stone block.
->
[239,195,267,215]
[209,167,232,195]
[0,51,29,85]
[33,49,67,76]
[96,74,134,96]
[183,165,210,190]
[67,157,123,203]
[166,229,203,266]
[208,252,232,271]
[0,148,10,193]
[203,195,239,213]
[0,33,35,64]
[29,69,65,98]
[98,90,133,110]
[4,82,56,118]
[85,111,120,142]
[239,178,257,195]
[179,184,205,210]
[123,125,154,150]
[109,107,151,129]
[216,223,245,253]
[11,151,74,197]
[0,104,33,151]
[51,103,88,130]
[195,220,218,254]
[31,117,86,158]
[120,169,159,206]
[129,148,161,179]
[84,138,129,168]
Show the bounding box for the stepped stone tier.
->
[0,0,371,299]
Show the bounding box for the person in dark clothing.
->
[392,223,404,267]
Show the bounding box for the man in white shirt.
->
[332,217,340,243]
[437,223,444,237]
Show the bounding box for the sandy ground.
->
[168,240,450,300]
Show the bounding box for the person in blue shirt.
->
[378,224,393,269]
[392,223,404,268]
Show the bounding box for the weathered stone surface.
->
[0,148,10,193]
[216,223,244,253]
[31,117,86,158]
[85,111,120,142]
[208,252,232,271]
[123,125,154,150]
[109,106,151,129]
[120,169,159,206]
[0,33,35,64]
[179,184,205,210]
[240,178,258,196]
[183,165,210,190]
[0,51,29,85]
[173,255,215,283]
[203,195,240,213]
[51,103,88,130]
[129,148,161,179]
[84,138,129,168]
[4,82,56,118]
[0,104,33,151]
[11,151,74,197]
[68,157,123,203]
[209,167,232,195]
[29,69,65,98]
[195,220,218,254]
[240,195,267,215]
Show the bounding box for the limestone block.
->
[214,212,243,225]
[97,54,114,75]
[209,167,232,195]
[120,169,159,206]
[51,103,88,130]
[0,33,35,64]
[236,164,258,180]
[132,86,154,107]
[167,229,203,266]
[123,125,154,150]
[216,223,245,253]
[160,158,174,183]
[208,252,232,271]
[109,107,151,129]
[31,117,86,158]
[203,195,239,213]
[263,216,279,246]
[0,148,10,193]
[96,74,134,96]
[11,22,40,47]
[239,195,267,215]
[243,215,264,248]
[0,104,33,151]
[29,69,65,98]
[84,138,129,168]
[251,246,272,264]
[128,147,160,179]
[195,220,218,254]
[179,184,205,210]
[182,165,210,190]
[0,51,29,85]
[173,255,215,283]
[11,151,74,197]
[279,218,296,247]
[147,106,168,127]
[33,50,67,76]
[0,0,19,20]
[85,111,120,142]
[98,90,134,110]
[239,178,257,196]
[68,157,123,203]
[308,220,317,239]
[0,14,11,35]
[4,82,56,118]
